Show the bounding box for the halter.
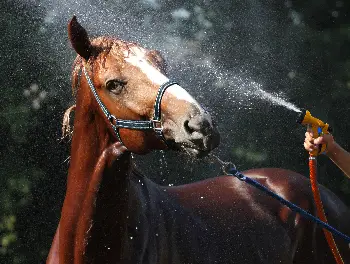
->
[82,66,178,146]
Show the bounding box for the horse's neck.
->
[79,151,132,263]
[59,89,129,263]
[63,101,109,227]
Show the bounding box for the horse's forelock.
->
[145,50,167,74]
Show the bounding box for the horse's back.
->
[168,168,312,222]
[167,168,350,263]
[166,169,297,263]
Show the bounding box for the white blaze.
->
[124,47,198,104]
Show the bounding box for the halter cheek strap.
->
[82,66,178,146]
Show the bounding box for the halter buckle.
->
[152,119,165,140]
[152,119,162,130]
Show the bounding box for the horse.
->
[47,16,350,264]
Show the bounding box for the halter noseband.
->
[82,66,178,146]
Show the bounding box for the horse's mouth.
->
[168,141,211,158]
[182,146,210,158]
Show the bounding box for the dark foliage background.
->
[0,0,349,263]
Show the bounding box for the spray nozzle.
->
[296,108,307,124]
[296,108,332,156]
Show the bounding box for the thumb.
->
[313,136,325,145]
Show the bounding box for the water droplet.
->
[331,11,339,18]
[32,99,40,110]
[23,89,30,97]
[288,71,296,79]
[30,83,39,93]
[39,90,48,100]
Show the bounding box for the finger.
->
[305,130,313,138]
[304,142,313,152]
[314,136,325,145]
[304,140,316,151]
[305,132,314,144]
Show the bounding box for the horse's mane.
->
[62,36,167,140]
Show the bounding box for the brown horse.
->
[47,16,350,264]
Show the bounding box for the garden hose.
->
[297,109,344,264]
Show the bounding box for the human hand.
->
[304,130,335,153]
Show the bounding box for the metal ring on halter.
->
[108,114,117,125]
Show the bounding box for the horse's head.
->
[68,16,220,157]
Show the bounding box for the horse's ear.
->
[68,16,92,60]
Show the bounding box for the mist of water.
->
[14,0,306,181]
[20,0,302,116]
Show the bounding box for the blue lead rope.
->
[227,168,350,243]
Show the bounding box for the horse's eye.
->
[106,80,126,95]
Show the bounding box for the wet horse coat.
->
[47,17,350,263]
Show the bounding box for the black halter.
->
[82,66,178,146]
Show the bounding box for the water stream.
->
[253,86,301,113]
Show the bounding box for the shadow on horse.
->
[47,17,350,263]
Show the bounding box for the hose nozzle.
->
[296,109,331,156]
[296,108,308,125]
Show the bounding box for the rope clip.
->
[209,154,245,180]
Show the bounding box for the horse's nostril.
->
[184,119,195,135]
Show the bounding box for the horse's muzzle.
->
[173,111,220,157]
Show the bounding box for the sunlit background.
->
[1,0,349,262]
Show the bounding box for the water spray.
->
[296,109,344,264]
